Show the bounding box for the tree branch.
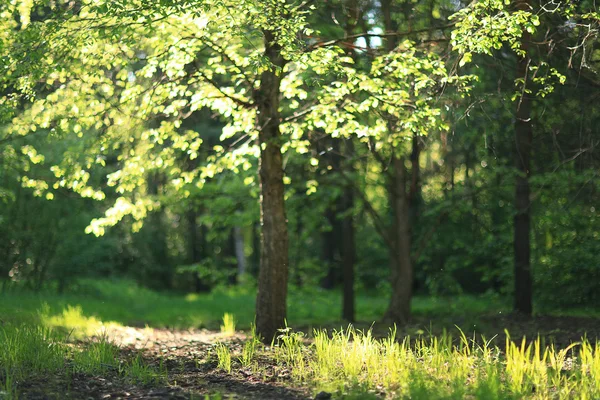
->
[307,23,455,51]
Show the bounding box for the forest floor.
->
[3,281,600,399]
[16,327,309,400]
[10,313,600,400]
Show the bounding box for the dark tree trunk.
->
[147,173,172,290]
[321,199,340,290]
[513,3,533,315]
[338,0,360,323]
[384,155,413,324]
[187,210,203,292]
[380,0,416,325]
[341,140,356,322]
[254,30,288,343]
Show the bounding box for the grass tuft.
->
[121,354,167,385]
[214,343,232,373]
[220,313,236,336]
[72,332,119,374]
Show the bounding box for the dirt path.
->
[17,327,311,400]
[91,327,311,400]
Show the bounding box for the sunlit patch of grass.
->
[213,325,600,399]
[214,343,232,373]
[39,304,121,338]
[220,313,236,336]
[0,278,509,332]
[0,319,164,397]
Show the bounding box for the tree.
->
[513,0,534,315]
[253,27,289,342]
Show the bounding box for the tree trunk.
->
[233,226,246,278]
[341,140,356,322]
[384,155,413,324]
[321,194,342,290]
[380,0,415,325]
[513,3,533,315]
[339,0,360,323]
[254,29,288,343]
[187,210,202,292]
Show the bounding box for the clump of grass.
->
[214,343,232,373]
[275,326,305,367]
[72,332,119,374]
[0,324,66,380]
[0,366,17,400]
[0,324,66,399]
[121,354,167,385]
[220,313,236,336]
[239,323,260,368]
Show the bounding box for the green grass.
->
[122,353,167,386]
[220,313,236,336]
[0,324,66,399]
[0,278,509,333]
[222,325,600,399]
[1,279,599,399]
[72,332,119,374]
[214,343,232,374]
[0,323,166,398]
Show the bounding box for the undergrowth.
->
[0,323,166,399]
[214,325,600,399]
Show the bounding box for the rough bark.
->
[513,2,533,315]
[384,155,413,324]
[254,30,288,343]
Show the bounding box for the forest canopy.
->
[1,0,599,342]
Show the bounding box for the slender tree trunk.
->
[187,210,202,292]
[233,226,246,278]
[341,140,356,322]
[338,0,360,323]
[321,203,340,290]
[381,0,416,325]
[384,155,413,324]
[513,1,533,314]
[254,30,288,343]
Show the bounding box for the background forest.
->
[0,0,599,398]
[2,0,598,321]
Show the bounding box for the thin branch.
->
[307,23,455,51]
[193,70,254,109]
